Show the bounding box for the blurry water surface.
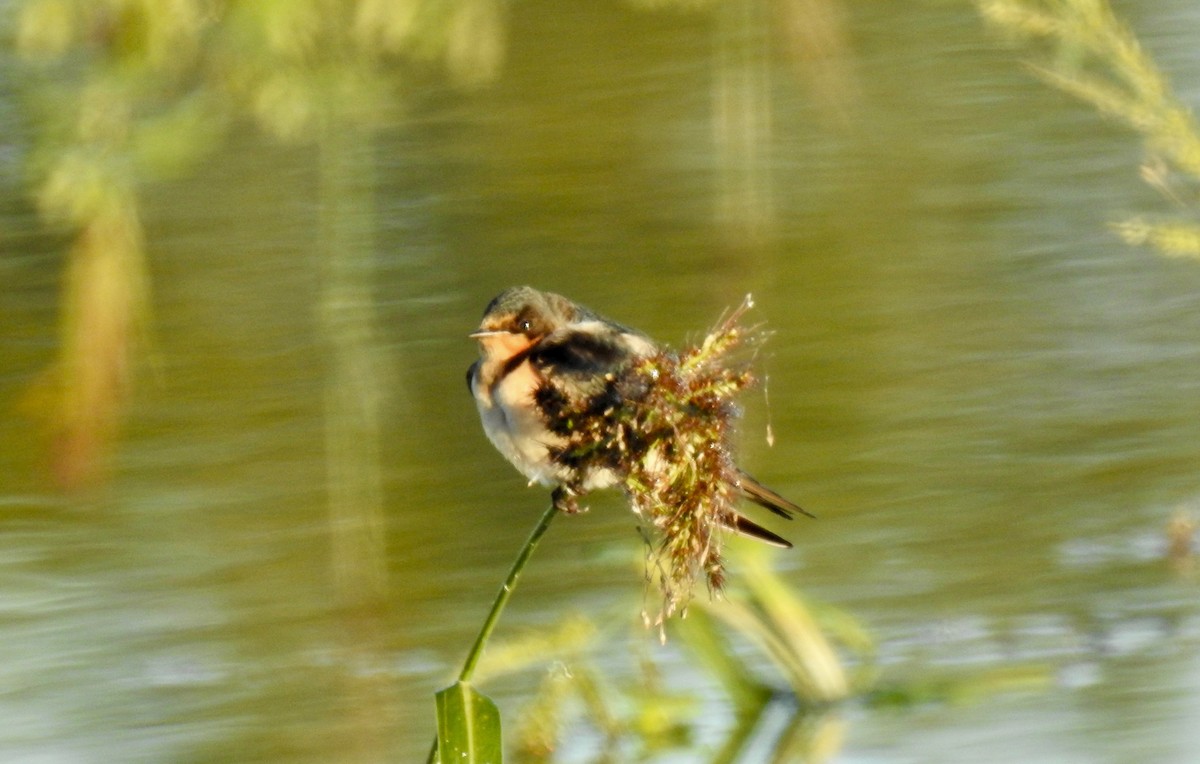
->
[5,2,1200,762]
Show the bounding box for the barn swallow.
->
[467,286,807,548]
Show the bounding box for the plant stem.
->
[426,500,560,763]
[458,500,560,683]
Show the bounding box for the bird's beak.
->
[470,329,534,358]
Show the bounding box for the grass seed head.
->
[541,297,761,625]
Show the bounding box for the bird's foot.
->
[552,486,588,515]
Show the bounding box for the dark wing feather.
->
[737,470,814,519]
[721,512,793,548]
[530,325,646,382]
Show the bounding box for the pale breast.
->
[472,357,565,486]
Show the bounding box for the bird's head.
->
[470,286,577,361]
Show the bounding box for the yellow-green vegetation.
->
[15,6,507,758]
[469,558,873,763]
[476,556,1049,762]
[13,0,507,486]
[687,550,863,706]
[979,0,1200,259]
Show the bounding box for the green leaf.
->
[434,681,503,764]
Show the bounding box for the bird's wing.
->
[737,470,814,519]
[531,322,653,382]
[721,511,793,548]
[465,359,481,393]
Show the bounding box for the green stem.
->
[426,501,561,763]
[458,500,560,682]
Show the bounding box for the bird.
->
[467,285,808,548]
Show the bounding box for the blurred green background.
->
[4,0,1200,761]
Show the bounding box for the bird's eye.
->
[519,319,533,333]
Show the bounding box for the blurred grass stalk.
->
[15,2,510,758]
[979,0,1200,258]
[51,191,149,488]
[696,552,851,704]
[677,549,858,763]
[14,0,507,488]
[486,546,868,763]
[317,105,398,758]
[712,0,859,248]
[316,100,389,604]
[714,0,775,247]
[18,10,156,488]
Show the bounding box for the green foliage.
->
[481,532,1061,761]
[440,539,1052,762]
[11,0,507,485]
[461,547,869,762]
[980,0,1200,259]
[500,624,700,762]
[435,681,504,764]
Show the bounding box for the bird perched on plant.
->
[467,285,807,549]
